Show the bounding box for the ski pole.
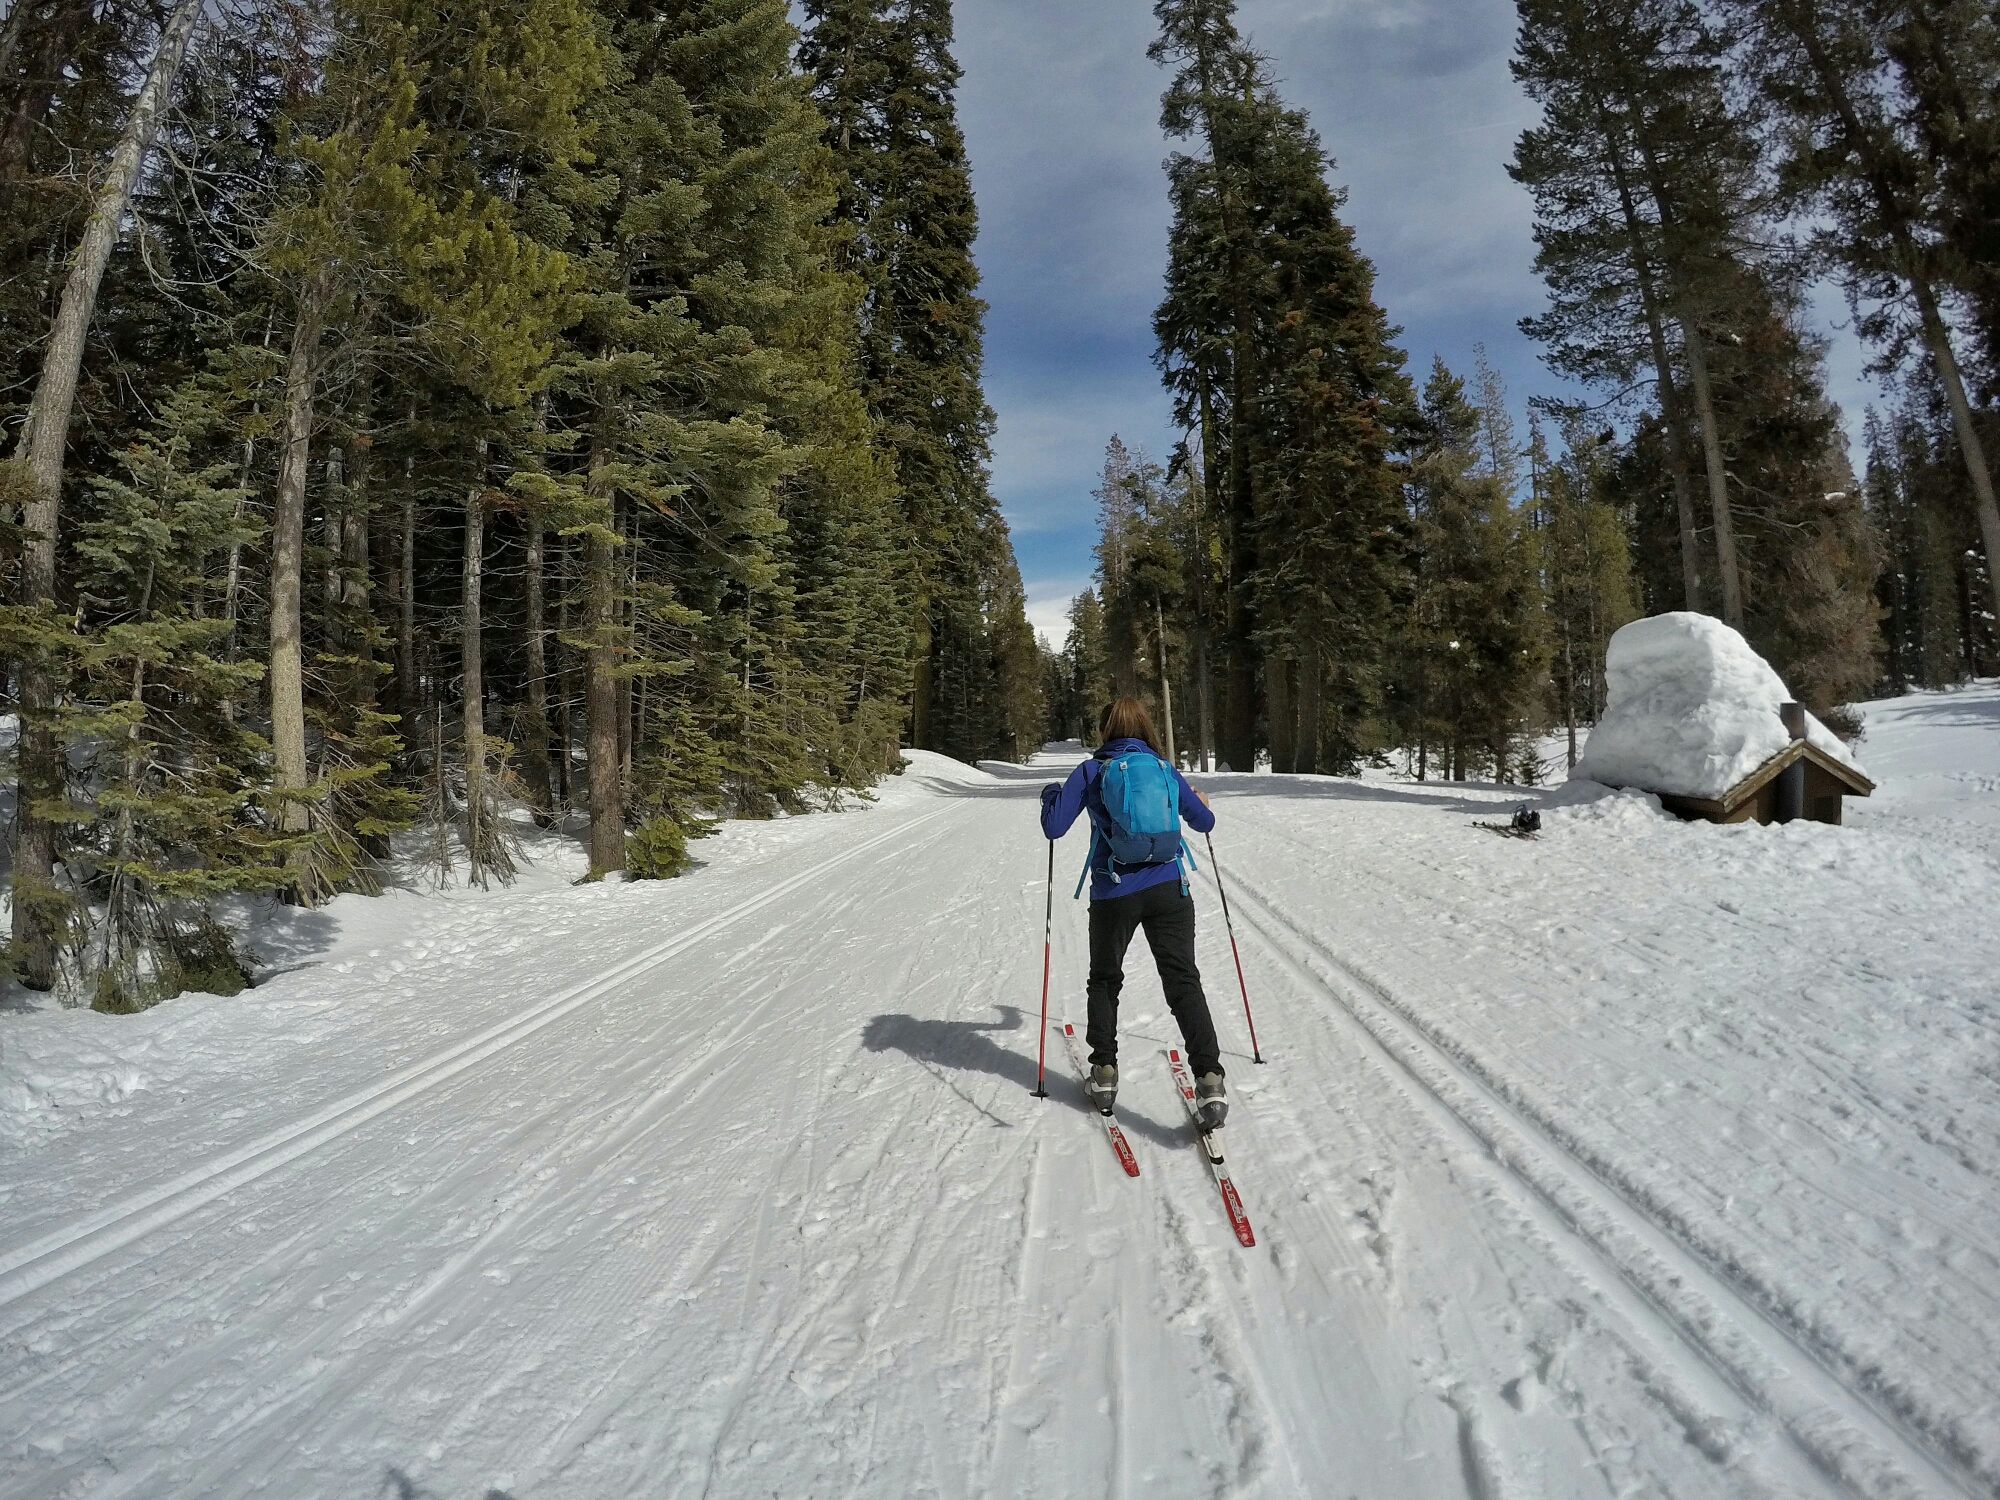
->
[1205,831,1264,1063]
[1033,838,1053,1097]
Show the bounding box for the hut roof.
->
[1657,738,1876,820]
[1575,613,1869,801]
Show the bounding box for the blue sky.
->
[949,0,1877,647]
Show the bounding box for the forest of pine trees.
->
[1062,0,1995,780]
[7,0,1998,1007]
[0,0,1039,1005]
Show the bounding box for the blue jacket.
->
[1040,739,1215,901]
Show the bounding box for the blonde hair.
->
[1098,697,1163,757]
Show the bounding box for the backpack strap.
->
[1073,759,1106,899]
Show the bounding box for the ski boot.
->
[1084,1062,1118,1116]
[1195,1072,1227,1130]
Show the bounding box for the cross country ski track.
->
[1202,842,1977,1500]
[3,746,1993,1499]
[0,806,956,1314]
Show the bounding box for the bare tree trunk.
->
[399,489,415,716]
[617,496,633,793]
[462,459,488,885]
[585,425,623,877]
[323,447,346,654]
[1563,617,1578,770]
[1679,327,1745,630]
[556,535,572,811]
[522,512,553,823]
[6,0,203,987]
[269,279,329,842]
[1154,600,1177,765]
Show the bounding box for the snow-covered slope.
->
[2,694,1996,1499]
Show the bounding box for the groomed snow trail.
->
[2,697,1996,1499]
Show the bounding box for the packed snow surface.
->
[1574,611,1866,799]
[3,690,1998,1499]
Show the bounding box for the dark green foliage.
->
[1868,391,1997,683]
[1,0,1019,1004]
[1389,360,1550,782]
[800,0,1040,764]
[1150,0,1416,774]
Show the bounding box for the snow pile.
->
[1574,612,1865,800]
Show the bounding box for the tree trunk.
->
[1600,128,1705,612]
[585,425,623,877]
[1562,616,1578,770]
[0,0,93,180]
[1191,399,1217,772]
[1266,652,1294,775]
[522,512,553,823]
[7,0,204,986]
[556,535,572,810]
[1154,599,1177,765]
[1913,293,2000,630]
[1222,313,1261,774]
[323,447,346,654]
[400,489,416,720]
[1679,325,1746,630]
[910,601,933,749]
[269,277,329,838]
[462,458,488,884]
[1295,638,1322,776]
[1783,2,2000,631]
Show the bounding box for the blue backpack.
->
[1076,747,1193,896]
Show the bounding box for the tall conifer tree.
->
[799,0,1035,762]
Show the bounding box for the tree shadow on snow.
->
[862,1006,1186,1148]
[1860,683,2000,734]
[913,775,1048,801]
[379,1467,515,1499]
[920,757,1533,817]
[1185,773,1536,817]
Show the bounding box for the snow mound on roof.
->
[1574,612,1865,801]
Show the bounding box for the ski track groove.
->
[0,831,943,1486]
[0,806,952,1316]
[1206,852,1978,1500]
[983,1135,1048,1500]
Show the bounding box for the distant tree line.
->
[0,0,1041,1005]
[1054,0,1996,777]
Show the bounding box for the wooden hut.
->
[1655,703,1875,827]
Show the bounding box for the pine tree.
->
[1400,360,1548,782]
[4,0,205,987]
[1151,0,1268,772]
[800,0,1030,763]
[1153,0,1414,775]
[1537,416,1638,769]
[1724,0,2000,634]
[1511,0,1760,628]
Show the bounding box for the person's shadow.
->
[862,1006,1185,1148]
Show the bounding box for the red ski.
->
[1060,1023,1140,1177]
[1167,1049,1255,1247]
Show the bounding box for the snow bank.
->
[1574,612,1865,800]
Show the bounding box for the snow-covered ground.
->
[2,686,1997,1499]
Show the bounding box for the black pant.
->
[1087,878,1223,1078]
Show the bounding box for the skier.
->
[1040,697,1227,1128]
